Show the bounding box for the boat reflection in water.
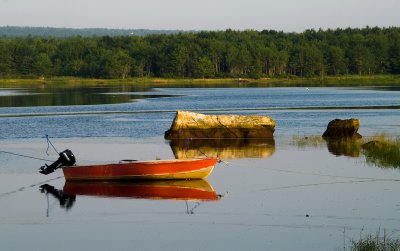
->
[40,179,219,211]
[63,179,219,201]
[169,138,276,159]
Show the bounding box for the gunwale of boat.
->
[63,158,216,169]
[62,158,218,181]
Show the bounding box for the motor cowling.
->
[39,149,76,175]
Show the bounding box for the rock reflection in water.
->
[292,136,361,158]
[324,138,361,157]
[293,135,400,168]
[39,180,219,210]
[169,138,275,159]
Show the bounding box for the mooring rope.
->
[183,138,229,165]
[0,135,59,163]
[46,134,59,155]
[0,150,53,162]
[0,176,63,199]
[224,160,396,181]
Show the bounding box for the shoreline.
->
[1,75,400,87]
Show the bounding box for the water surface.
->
[0,86,399,138]
[0,84,399,250]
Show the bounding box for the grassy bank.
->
[1,75,400,87]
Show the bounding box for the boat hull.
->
[62,158,217,181]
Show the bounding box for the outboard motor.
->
[39,149,76,175]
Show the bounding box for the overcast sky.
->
[0,0,399,32]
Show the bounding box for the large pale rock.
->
[322,119,362,138]
[165,110,275,139]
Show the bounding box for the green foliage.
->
[0,27,400,79]
[361,137,400,168]
[350,231,400,251]
[0,40,15,76]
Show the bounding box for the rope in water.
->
[0,135,59,162]
[228,161,400,181]
[0,150,53,162]
[0,176,63,199]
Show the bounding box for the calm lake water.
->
[0,84,400,250]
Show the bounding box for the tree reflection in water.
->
[0,85,173,107]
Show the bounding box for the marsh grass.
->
[350,230,400,251]
[291,135,400,168]
[291,135,326,148]
[1,75,400,87]
[361,136,400,169]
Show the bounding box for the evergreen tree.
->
[0,27,399,78]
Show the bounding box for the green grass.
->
[250,74,400,86]
[361,136,400,169]
[1,74,400,87]
[291,135,326,148]
[350,230,400,251]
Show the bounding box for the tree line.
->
[0,27,399,79]
[0,26,183,38]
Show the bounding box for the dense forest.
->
[0,27,399,79]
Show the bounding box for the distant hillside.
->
[0,26,187,37]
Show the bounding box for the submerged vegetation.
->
[0,27,400,80]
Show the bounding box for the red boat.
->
[63,158,218,181]
[39,149,218,181]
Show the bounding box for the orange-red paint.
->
[63,158,218,181]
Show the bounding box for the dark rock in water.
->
[165,110,275,139]
[322,119,362,138]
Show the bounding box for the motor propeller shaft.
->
[39,149,76,175]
